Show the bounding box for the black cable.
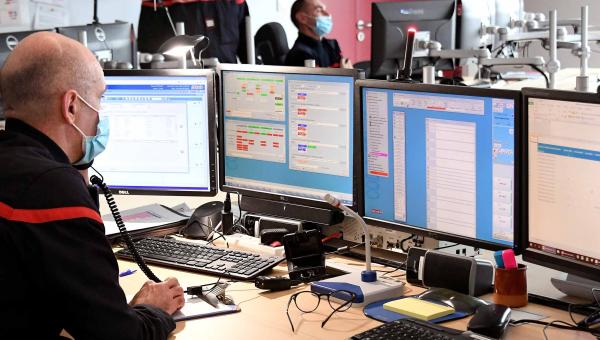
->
[177,221,229,248]
[324,242,365,256]
[530,64,550,88]
[512,317,600,337]
[92,0,99,24]
[399,234,414,252]
[90,169,161,283]
[434,243,458,250]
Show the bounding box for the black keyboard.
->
[351,318,470,340]
[116,237,284,280]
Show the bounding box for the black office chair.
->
[254,22,289,65]
[353,60,371,78]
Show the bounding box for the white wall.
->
[67,0,142,30]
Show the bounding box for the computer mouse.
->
[467,304,511,339]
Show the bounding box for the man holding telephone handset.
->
[0,32,183,339]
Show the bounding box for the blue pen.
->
[119,269,137,277]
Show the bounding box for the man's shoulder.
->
[285,39,316,66]
[322,37,341,51]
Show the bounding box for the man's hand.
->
[341,58,353,69]
[130,277,185,315]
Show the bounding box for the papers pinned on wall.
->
[33,2,68,29]
[0,0,31,31]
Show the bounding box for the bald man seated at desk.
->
[0,32,184,339]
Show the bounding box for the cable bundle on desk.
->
[511,291,600,339]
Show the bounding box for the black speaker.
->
[422,250,494,297]
[239,196,344,225]
[182,201,223,239]
[406,247,428,286]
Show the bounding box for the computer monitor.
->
[57,22,136,66]
[521,88,600,281]
[0,29,54,121]
[218,64,357,224]
[93,69,217,196]
[371,0,456,78]
[0,29,53,67]
[359,80,520,250]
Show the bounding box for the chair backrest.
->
[254,22,289,65]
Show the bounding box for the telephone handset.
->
[90,174,161,283]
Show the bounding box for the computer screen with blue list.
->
[220,67,355,207]
[93,70,217,196]
[360,81,519,249]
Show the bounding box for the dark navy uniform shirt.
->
[285,32,342,67]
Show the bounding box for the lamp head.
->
[158,35,206,57]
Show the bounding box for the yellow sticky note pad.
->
[383,297,455,321]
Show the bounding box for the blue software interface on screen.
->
[222,71,354,205]
[363,87,514,246]
[94,75,212,192]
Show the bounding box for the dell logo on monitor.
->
[400,9,424,15]
[6,35,18,50]
[94,27,106,42]
[118,190,130,195]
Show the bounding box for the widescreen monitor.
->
[371,0,456,78]
[521,88,600,281]
[57,22,136,65]
[93,69,217,196]
[359,80,520,250]
[218,64,357,218]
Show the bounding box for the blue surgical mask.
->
[71,94,109,165]
[315,15,333,37]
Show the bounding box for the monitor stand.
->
[550,274,600,302]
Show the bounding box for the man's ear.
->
[296,11,309,27]
[61,90,79,125]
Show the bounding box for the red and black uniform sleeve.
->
[0,165,174,339]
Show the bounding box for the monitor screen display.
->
[524,89,600,279]
[361,82,518,249]
[220,66,356,207]
[93,70,216,196]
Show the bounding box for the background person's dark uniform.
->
[0,119,175,339]
[285,32,342,67]
[138,0,250,63]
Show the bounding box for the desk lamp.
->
[158,34,207,69]
[309,194,405,307]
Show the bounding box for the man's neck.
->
[299,27,321,41]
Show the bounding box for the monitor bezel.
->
[356,79,521,251]
[217,63,359,210]
[519,87,600,281]
[101,69,218,197]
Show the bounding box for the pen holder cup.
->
[493,264,528,308]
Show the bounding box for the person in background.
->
[0,32,183,339]
[138,0,250,64]
[285,0,352,68]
